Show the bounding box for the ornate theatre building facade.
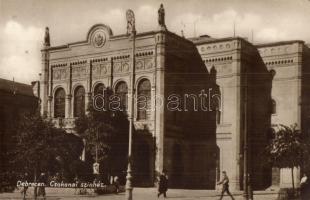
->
[38,5,310,190]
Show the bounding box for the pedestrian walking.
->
[157,169,168,198]
[20,172,29,200]
[301,173,309,200]
[217,171,235,200]
[37,172,47,199]
[74,175,80,194]
[114,176,120,194]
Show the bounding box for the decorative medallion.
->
[114,63,122,73]
[101,64,108,75]
[145,59,154,69]
[122,63,129,72]
[92,65,100,75]
[92,30,106,48]
[53,70,61,80]
[136,61,144,70]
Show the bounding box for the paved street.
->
[0,187,278,200]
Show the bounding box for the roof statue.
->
[126,9,136,35]
[158,4,167,30]
[44,27,50,47]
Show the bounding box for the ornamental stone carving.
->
[101,64,108,75]
[92,64,108,77]
[136,61,144,70]
[92,65,100,75]
[145,59,154,69]
[72,66,86,78]
[122,63,129,72]
[91,29,106,48]
[114,62,122,73]
[53,67,68,80]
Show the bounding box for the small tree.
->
[13,111,84,184]
[75,106,129,179]
[266,124,308,192]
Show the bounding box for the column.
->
[86,60,92,113]
[65,94,72,118]
[85,92,92,113]
[47,95,53,118]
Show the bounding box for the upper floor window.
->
[74,86,85,117]
[115,81,128,111]
[93,83,105,110]
[137,79,151,120]
[54,88,65,118]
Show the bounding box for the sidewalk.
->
[0,187,279,200]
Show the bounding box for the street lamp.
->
[125,9,136,200]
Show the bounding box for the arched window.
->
[271,99,276,114]
[74,86,85,117]
[115,81,128,111]
[137,79,151,120]
[93,83,105,110]
[54,88,65,118]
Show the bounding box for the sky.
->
[0,0,310,84]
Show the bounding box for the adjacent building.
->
[0,78,38,177]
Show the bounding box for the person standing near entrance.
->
[217,171,235,200]
[157,169,168,198]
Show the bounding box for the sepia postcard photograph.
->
[1,0,310,199]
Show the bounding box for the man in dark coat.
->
[157,170,168,198]
[37,172,47,199]
[21,172,29,200]
[217,171,235,200]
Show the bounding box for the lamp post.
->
[125,9,136,200]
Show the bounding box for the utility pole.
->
[125,9,136,200]
[194,19,199,37]
[233,21,236,37]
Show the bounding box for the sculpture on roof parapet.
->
[44,27,50,47]
[126,9,136,35]
[158,4,167,31]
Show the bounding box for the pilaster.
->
[155,31,166,174]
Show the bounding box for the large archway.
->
[132,131,154,187]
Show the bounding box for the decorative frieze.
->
[51,63,67,68]
[203,56,233,64]
[145,59,154,69]
[135,51,154,57]
[258,45,294,57]
[113,62,130,73]
[72,65,87,79]
[51,63,68,81]
[53,67,68,80]
[111,55,130,61]
[136,59,155,71]
[136,60,144,70]
[199,42,232,54]
[92,63,109,77]
[264,59,294,66]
